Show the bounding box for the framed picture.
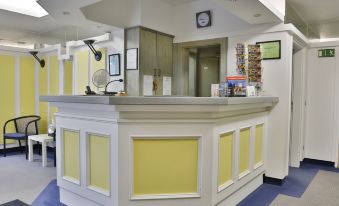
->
[126,48,138,70]
[256,40,281,60]
[109,54,121,76]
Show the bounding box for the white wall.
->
[228,31,293,179]
[173,0,252,43]
[304,44,339,165]
[140,0,175,35]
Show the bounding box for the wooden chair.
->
[3,115,41,159]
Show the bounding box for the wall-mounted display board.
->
[256,40,281,60]
[248,45,262,86]
[236,43,246,75]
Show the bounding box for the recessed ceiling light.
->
[62,11,70,15]
[253,13,261,17]
[0,0,48,18]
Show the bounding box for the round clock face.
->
[197,12,210,27]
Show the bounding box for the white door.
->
[304,48,336,162]
[290,48,306,167]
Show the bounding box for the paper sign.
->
[163,76,172,96]
[143,75,153,96]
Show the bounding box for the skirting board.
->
[263,174,285,186]
[216,172,263,206]
[60,188,102,206]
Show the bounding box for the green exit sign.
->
[318,49,335,57]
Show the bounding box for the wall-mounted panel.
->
[75,51,89,95]
[218,131,234,190]
[63,129,80,183]
[0,55,16,144]
[88,133,110,194]
[133,138,199,198]
[63,60,73,95]
[239,128,251,176]
[19,56,35,116]
[255,124,264,165]
[39,55,48,133]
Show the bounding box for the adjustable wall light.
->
[83,39,102,61]
[29,51,45,68]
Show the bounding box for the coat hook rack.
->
[29,51,45,68]
[83,39,102,61]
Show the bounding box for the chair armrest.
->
[3,118,16,134]
[25,118,41,135]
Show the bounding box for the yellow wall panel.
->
[63,60,73,95]
[89,134,110,191]
[75,50,89,95]
[239,128,250,175]
[218,132,233,187]
[39,56,48,133]
[49,56,59,125]
[90,48,106,89]
[19,56,35,116]
[49,56,59,96]
[63,130,80,181]
[0,55,16,144]
[133,138,199,196]
[255,124,264,164]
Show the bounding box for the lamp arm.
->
[105,79,123,95]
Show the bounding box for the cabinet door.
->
[157,33,173,77]
[140,29,157,75]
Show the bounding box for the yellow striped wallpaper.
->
[133,138,199,196]
[255,124,264,165]
[0,55,16,144]
[49,56,59,124]
[39,56,48,133]
[218,132,233,188]
[89,134,110,192]
[63,60,73,95]
[19,56,35,116]
[63,129,80,181]
[75,50,89,95]
[239,128,251,175]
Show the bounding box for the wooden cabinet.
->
[125,26,174,96]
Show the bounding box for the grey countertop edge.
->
[40,96,279,105]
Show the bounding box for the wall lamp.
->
[29,51,45,68]
[83,39,102,61]
[104,79,123,96]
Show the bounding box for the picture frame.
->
[126,48,138,70]
[256,40,281,60]
[109,53,121,76]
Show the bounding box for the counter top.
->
[40,95,279,105]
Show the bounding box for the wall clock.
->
[196,10,212,28]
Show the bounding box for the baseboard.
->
[263,174,285,186]
[302,158,335,167]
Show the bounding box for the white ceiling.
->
[0,0,117,47]
[287,0,339,39]
[159,0,197,6]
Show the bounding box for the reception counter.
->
[40,96,278,206]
